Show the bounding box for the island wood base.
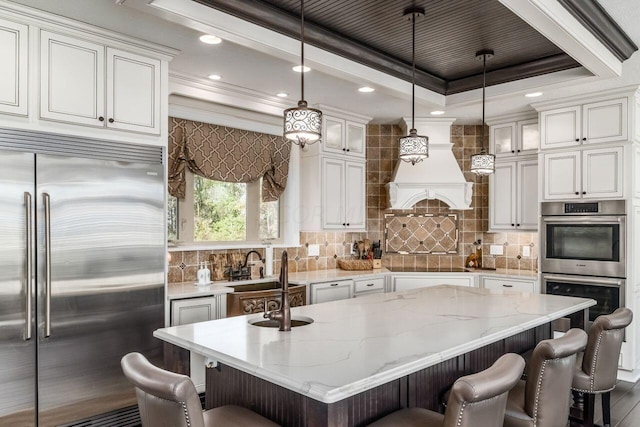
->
[204,323,552,426]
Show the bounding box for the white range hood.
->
[386,117,474,210]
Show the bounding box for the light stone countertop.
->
[167,268,538,299]
[154,285,594,404]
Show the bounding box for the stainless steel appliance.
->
[0,128,165,426]
[541,200,625,278]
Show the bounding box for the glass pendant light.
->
[283,0,322,148]
[470,49,496,176]
[399,7,428,166]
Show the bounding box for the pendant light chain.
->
[300,0,304,101]
[411,11,415,131]
[470,49,495,176]
[481,53,485,148]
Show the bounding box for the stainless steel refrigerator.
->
[0,128,165,426]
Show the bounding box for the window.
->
[168,170,282,245]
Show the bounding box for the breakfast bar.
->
[154,285,595,426]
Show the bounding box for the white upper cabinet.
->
[489,159,538,231]
[0,17,28,116]
[106,48,160,134]
[540,98,628,149]
[40,31,105,127]
[321,114,366,158]
[344,161,366,229]
[40,31,161,135]
[320,157,365,230]
[543,147,623,200]
[490,118,538,158]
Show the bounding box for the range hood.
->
[386,118,473,210]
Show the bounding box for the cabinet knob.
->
[346,149,350,152]
[575,138,579,142]
[511,150,515,153]
[108,118,114,123]
[575,192,579,195]
[342,148,346,151]
[346,223,350,226]
[342,223,346,226]
[582,138,587,141]
[582,191,586,195]
[98,116,104,122]
[511,223,515,227]
[517,224,520,227]
[517,149,521,152]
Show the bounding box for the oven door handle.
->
[542,216,623,223]
[543,275,623,286]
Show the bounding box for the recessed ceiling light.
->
[276,92,288,98]
[430,110,445,115]
[292,65,311,73]
[358,86,375,93]
[199,34,222,45]
[208,74,221,81]
[525,92,543,98]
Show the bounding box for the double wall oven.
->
[541,200,625,331]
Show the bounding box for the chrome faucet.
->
[263,250,291,331]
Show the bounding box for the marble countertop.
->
[154,285,594,403]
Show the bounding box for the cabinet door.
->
[322,116,345,155]
[582,146,623,199]
[0,18,28,116]
[543,151,581,200]
[540,106,581,149]
[106,48,160,134]
[344,161,366,230]
[311,280,353,304]
[40,31,105,126]
[516,160,538,230]
[171,296,222,326]
[489,162,516,231]
[582,98,627,145]
[346,121,366,157]
[322,157,345,229]
[490,123,516,157]
[518,119,539,154]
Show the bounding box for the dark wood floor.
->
[570,381,640,427]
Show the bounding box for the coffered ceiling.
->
[193,0,633,94]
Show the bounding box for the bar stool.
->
[121,352,278,427]
[368,353,525,427]
[571,308,633,427]
[504,328,587,427]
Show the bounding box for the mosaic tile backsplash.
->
[385,214,458,254]
[168,124,538,283]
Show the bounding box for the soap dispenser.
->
[204,261,211,284]
[197,262,205,285]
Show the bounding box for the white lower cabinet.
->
[170,295,227,392]
[353,277,385,297]
[391,275,475,292]
[310,279,354,304]
[481,277,538,293]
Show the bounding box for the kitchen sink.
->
[226,281,306,317]
[248,316,314,328]
[231,281,282,292]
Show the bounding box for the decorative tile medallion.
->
[384,213,459,254]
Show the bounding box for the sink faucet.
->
[243,250,264,279]
[263,250,291,331]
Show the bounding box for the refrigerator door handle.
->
[24,192,33,341]
[43,192,52,338]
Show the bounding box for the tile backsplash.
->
[168,124,537,283]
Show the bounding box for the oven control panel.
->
[564,202,599,213]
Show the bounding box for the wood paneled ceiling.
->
[194,0,635,95]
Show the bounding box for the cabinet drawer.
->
[482,277,536,293]
[354,277,385,293]
[311,279,353,304]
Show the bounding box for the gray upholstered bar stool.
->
[368,353,525,427]
[571,308,633,427]
[504,328,588,427]
[121,352,278,427]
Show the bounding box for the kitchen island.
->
[154,285,595,426]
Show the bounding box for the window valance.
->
[168,117,291,202]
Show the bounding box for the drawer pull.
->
[367,283,374,287]
[502,284,513,288]
[330,283,338,287]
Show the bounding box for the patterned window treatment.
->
[168,117,291,202]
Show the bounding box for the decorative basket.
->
[338,259,373,270]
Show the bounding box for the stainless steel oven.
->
[541,200,625,278]
[542,273,625,336]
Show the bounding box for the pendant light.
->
[470,49,495,176]
[399,6,428,166]
[283,0,322,149]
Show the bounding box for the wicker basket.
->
[338,259,373,270]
